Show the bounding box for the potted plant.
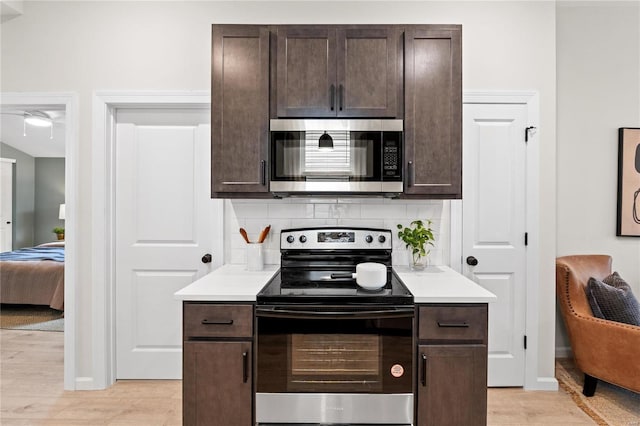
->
[397,220,435,270]
[52,227,65,240]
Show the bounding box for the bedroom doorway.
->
[0,92,79,390]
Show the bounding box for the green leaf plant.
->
[396,220,435,266]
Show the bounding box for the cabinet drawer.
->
[184,303,253,339]
[418,305,487,342]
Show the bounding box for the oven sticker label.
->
[390,364,404,378]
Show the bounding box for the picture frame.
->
[616,127,640,237]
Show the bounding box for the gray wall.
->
[0,142,35,249]
[34,158,65,245]
[0,145,66,248]
[556,1,640,355]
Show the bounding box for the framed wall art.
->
[617,127,640,237]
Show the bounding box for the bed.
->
[0,242,65,311]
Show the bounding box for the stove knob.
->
[365,235,373,243]
[378,235,387,243]
[286,235,295,244]
[299,235,307,243]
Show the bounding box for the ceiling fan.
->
[1,110,63,139]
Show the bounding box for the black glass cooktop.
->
[256,269,413,305]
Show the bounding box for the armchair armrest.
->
[567,312,640,393]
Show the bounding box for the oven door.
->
[255,305,414,425]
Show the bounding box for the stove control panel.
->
[281,227,393,250]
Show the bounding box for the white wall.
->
[556,1,640,356]
[0,1,557,388]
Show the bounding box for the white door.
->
[0,159,15,252]
[462,103,528,387]
[115,118,219,379]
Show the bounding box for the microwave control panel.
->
[382,133,402,180]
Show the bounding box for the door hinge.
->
[524,335,527,350]
[525,126,536,142]
[524,232,528,246]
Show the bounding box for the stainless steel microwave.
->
[269,119,403,196]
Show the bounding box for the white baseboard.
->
[526,377,559,391]
[74,377,95,390]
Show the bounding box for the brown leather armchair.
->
[556,255,640,396]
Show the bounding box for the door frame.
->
[451,91,552,390]
[92,91,219,389]
[0,158,17,252]
[1,92,79,390]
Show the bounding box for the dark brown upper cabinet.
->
[275,26,400,118]
[403,26,462,198]
[211,25,270,196]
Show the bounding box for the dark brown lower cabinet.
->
[416,304,488,426]
[416,344,487,426]
[183,303,254,426]
[183,341,252,426]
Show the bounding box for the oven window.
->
[290,334,380,384]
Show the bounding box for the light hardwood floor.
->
[1,329,595,425]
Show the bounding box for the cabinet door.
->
[336,27,399,117]
[404,27,462,198]
[276,27,337,117]
[183,341,252,426]
[212,25,270,195]
[416,344,487,426]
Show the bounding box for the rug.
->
[0,304,64,332]
[556,358,640,426]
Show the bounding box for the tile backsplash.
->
[224,198,451,267]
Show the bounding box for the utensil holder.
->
[246,243,264,271]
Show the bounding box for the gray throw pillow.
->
[586,272,640,326]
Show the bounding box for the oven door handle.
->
[255,306,414,319]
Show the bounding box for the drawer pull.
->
[421,353,427,387]
[201,319,234,325]
[437,321,469,328]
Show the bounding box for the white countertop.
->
[174,264,279,301]
[175,263,496,304]
[393,265,496,303]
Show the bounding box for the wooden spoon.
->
[257,225,271,243]
[239,228,251,244]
